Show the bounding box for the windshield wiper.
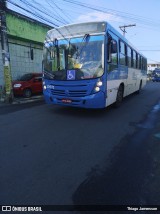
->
[79,34,90,56]
[70,34,90,60]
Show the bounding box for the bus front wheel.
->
[114,85,124,108]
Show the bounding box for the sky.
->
[7,0,160,64]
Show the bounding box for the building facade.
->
[148,63,160,72]
[0,9,51,88]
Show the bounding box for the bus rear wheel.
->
[114,85,124,108]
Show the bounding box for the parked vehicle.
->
[152,69,160,82]
[152,76,160,82]
[13,73,42,97]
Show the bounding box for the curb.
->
[0,95,44,107]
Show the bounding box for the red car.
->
[13,73,42,98]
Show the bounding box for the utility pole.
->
[119,24,136,37]
[0,0,13,103]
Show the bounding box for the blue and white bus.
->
[43,21,147,108]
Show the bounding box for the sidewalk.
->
[0,94,44,107]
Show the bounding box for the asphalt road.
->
[0,81,160,213]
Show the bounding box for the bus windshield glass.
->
[43,35,104,80]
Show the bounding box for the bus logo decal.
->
[67,70,75,80]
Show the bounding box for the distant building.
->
[148,63,160,72]
[0,8,52,87]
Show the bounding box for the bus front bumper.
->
[43,90,105,109]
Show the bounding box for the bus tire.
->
[114,84,124,108]
[136,80,142,94]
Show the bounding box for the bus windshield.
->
[43,35,104,80]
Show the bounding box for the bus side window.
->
[119,40,127,66]
[142,57,146,70]
[139,56,142,69]
[136,53,139,69]
[107,37,118,64]
[144,58,147,71]
[127,46,132,67]
[132,50,136,68]
[131,49,133,68]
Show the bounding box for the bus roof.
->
[46,21,106,40]
[46,21,146,59]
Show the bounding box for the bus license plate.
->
[62,99,72,103]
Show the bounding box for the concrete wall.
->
[9,38,43,81]
[6,13,50,43]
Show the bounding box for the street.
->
[0,82,160,213]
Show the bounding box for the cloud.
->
[76,11,122,23]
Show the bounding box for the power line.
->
[147,58,160,64]
[61,0,160,27]
[30,0,69,25]
[7,0,160,31]
[47,0,72,24]
[7,0,70,27]
[7,0,59,26]
[18,0,66,25]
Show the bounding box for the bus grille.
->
[50,89,87,97]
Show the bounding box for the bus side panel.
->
[106,79,126,107]
[141,69,147,88]
[126,67,138,95]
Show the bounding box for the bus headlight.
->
[94,80,102,93]
[97,81,103,87]
[94,86,100,92]
[43,85,47,90]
